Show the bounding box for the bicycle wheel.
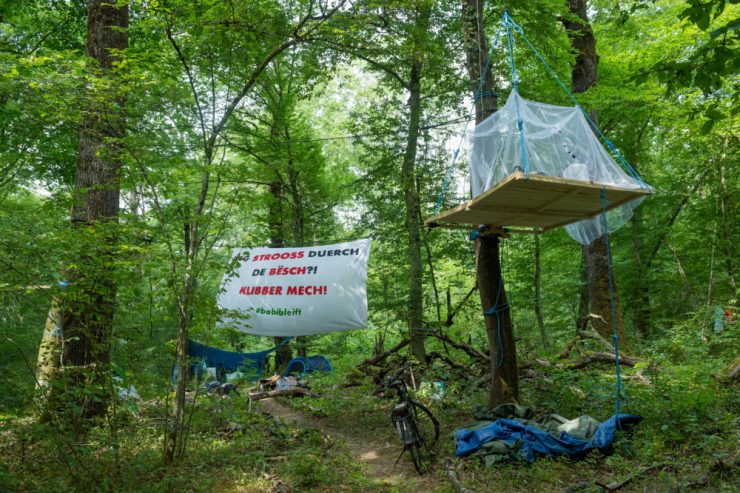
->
[409,400,440,455]
[408,441,427,475]
[392,412,427,475]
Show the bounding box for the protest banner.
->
[218,239,371,336]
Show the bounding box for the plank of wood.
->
[426,172,651,229]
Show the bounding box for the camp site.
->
[1,1,738,492]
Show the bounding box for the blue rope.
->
[265,336,293,354]
[503,14,648,189]
[474,91,499,101]
[480,235,509,369]
[433,16,506,215]
[468,228,502,240]
[483,301,508,368]
[504,12,530,178]
[601,189,627,427]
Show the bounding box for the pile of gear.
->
[454,403,641,466]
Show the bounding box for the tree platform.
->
[426,172,652,231]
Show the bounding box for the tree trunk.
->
[44,0,128,423]
[167,147,214,461]
[167,193,206,463]
[631,207,651,338]
[36,297,63,389]
[268,180,284,248]
[564,0,627,350]
[267,180,292,370]
[626,122,651,339]
[166,297,190,462]
[402,5,431,363]
[463,0,518,406]
[462,0,497,121]
[534,235,548,350]
[576,259,590,331]
[583,238,627,345]
[717,149,736,293]
[285,133,310,359]
[476,237,518,405]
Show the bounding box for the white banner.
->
[217,239,371,336]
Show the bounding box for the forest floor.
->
[258,397,437,492]
[1,370,737,493]
[1,326,738,493]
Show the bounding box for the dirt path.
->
[258,398,439,492]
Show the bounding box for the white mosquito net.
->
[468,91,650,245]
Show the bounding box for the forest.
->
[0,0,737,492]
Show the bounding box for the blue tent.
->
[282,355,333,377]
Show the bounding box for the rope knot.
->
[483,303,509,316]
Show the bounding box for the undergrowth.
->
[1,316,737,492]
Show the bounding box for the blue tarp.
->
[455,414,642,463]
[185,339,292,380]
[188,340,267,375]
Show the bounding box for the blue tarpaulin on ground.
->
[455,414,642,463]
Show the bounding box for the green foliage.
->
[0,0,738,490]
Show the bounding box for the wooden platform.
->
[426,172,652,231]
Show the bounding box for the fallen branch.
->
[248,387,314,400]
[565,352,638,370]
[429,351,467,370]
[445,285,478,326]
[624,367,651,385]
[580,326,617,352]
[518,358,552,370]
[445,459,478,493]
[476,353,638,386]
[357,339,410,368]
[558,338,580,360]
[559,323,615,359]
[428,332,488,362]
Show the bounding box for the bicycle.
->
[378,361,440,475]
